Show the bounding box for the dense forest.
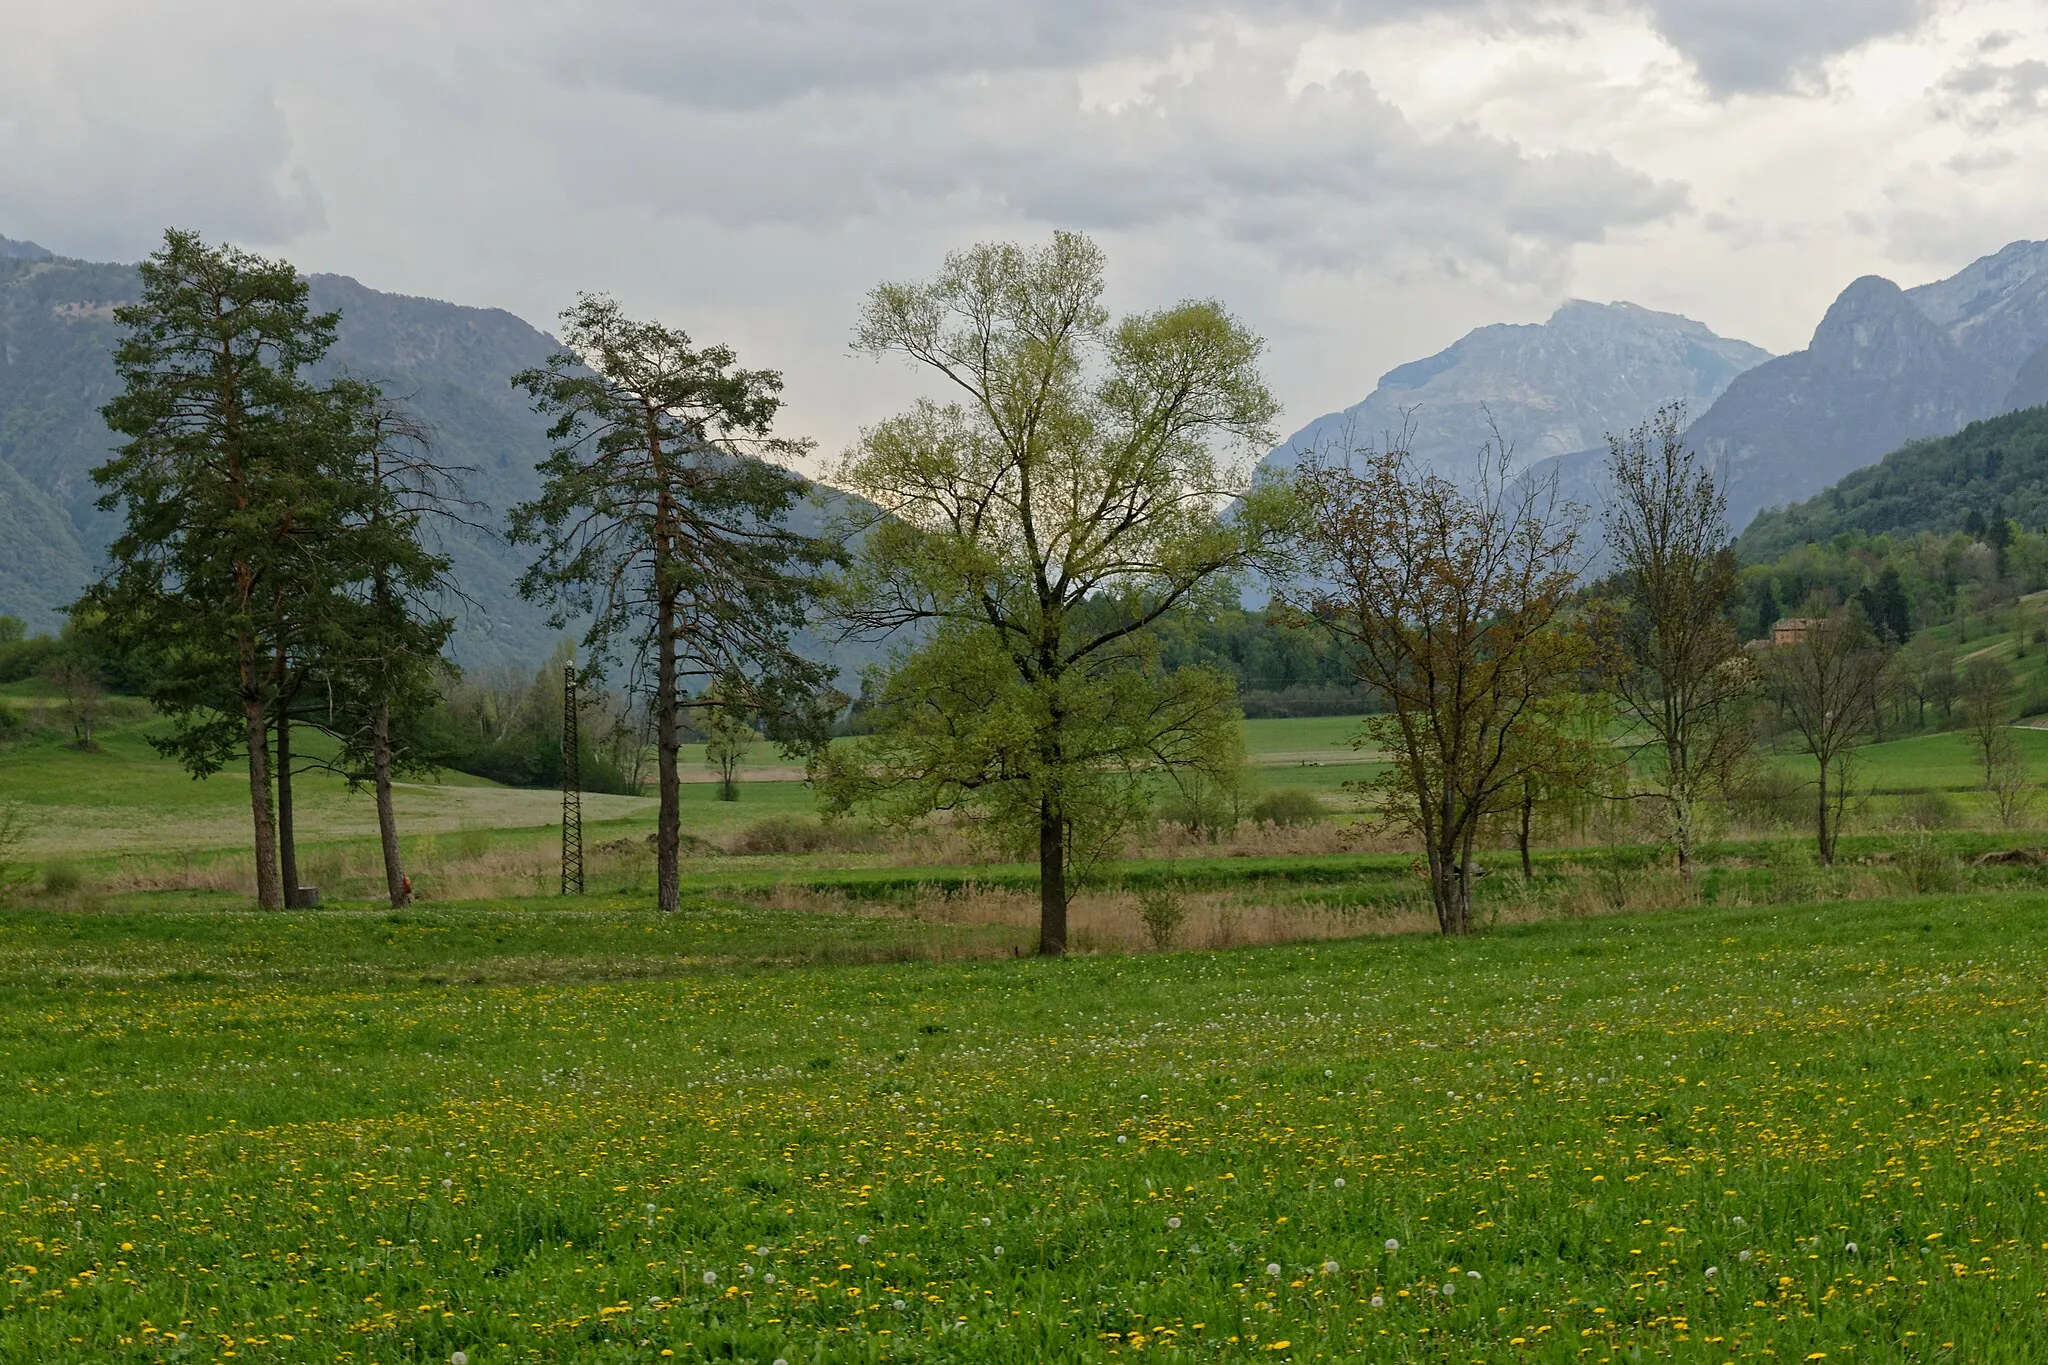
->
[1738,405,2048,559]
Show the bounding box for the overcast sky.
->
[6,0,2048,459]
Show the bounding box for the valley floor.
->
[0,892,2042,1361]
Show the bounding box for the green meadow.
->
[9,689,2048,1359]
[2,892,2045,1362]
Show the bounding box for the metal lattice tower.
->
[560,661,585,896]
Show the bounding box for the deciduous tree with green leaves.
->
[508,296,836,912]
[819,231,1294,955]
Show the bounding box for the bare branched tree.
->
[1286,427,1588,935]
[1598,402,1754,878]
[1761,613,1892,865]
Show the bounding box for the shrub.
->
[1892,834,1962,895]
[41,861,82,895]
[1764,841,1826,904]
[0,803,30,901]
[1897,791,1959,830]
[1249,788,1326,827]
[1135,883,1190,950]
[729,816,884,856]
[1729,767,1808,829]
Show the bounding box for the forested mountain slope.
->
[1735,405,2048,562]
[0,245,865,676]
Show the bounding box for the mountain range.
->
[1268,238,2048,547]
[1264,299,1770,480]
[8,231,2048,662]
[0,245,567,664]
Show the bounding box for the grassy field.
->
[1,891,2043,1361]
[1766,728,2048,793]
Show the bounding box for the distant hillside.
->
[1735,405,2048,562]
[1262,299,1768,477]
[1698,240,2048,535]
[0,244,877,680]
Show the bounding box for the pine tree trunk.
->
[373,700,409,908]
[655,597,681,914]
[1037,795,1067,956]
[277,710,301,907]
[241,643,283,911]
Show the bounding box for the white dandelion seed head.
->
[1117,1135,1128,1143]
[645,1203,656,1212]
[1385,1238,1400,1253]
[764,1273,776,1284]
[894,1299,907,1310]
[1739,1250,1753,1262]
[994,1245,1003,1256]
[1846,1242,1858,1254]
[857,1234,871,1245]
[1467,1270,1480,1279]
[1324,1069,1333,1077]
[1323,1260,1340,1274]
[775,1358,788,1365]
[703,1270,718,1284]
[441,1178,452,1188]
[1266,1262,1282,1276]
[451,1353,468,1365]
[1371,1295,1385,1308]
[741,1265,753,1276]
[1443,1282,1456,1297]
[1167,1217,1181,1229]
[1705,1266,1718,1278]
[1334,1178,1346,1188]
[981,1217,992,1227]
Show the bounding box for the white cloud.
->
[2,0,2047,462]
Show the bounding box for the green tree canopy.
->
[819,231,1296,954]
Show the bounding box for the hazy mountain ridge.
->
[0,246,883,682]
[1263,299,1771,476]
[1734,404,2048,563]
[1689,239,2048,535]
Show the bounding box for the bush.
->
[1729,767,1807,829]
[1249,788,1326,827]
[41,861,82,895]
[1892,834,1963,894]
[729,816,884,856]
[1764,841,1826,904]
[1135,883,1189,950]
[1897,791,1959,830]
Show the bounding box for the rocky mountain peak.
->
[1265,299,1768,478]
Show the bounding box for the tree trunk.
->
[1672,787,1695,881]
[277,710,301,907]
[373,699,410,908]
[1037,794,1068,956]
[1815,754,1834,867]
[1518,784,1534,882]
[655,599,681,914]
[240,646,283,911]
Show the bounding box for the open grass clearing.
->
[0,891,2042,1360]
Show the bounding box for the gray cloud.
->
[540,0,1935,109]
[1937,54,2048,131]
[523,39,1684,281]
[0,8,323,260]
[1642,0,1931,93]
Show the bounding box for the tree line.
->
[55,228,1916,948]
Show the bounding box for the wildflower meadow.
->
[2,891,2043,1362]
